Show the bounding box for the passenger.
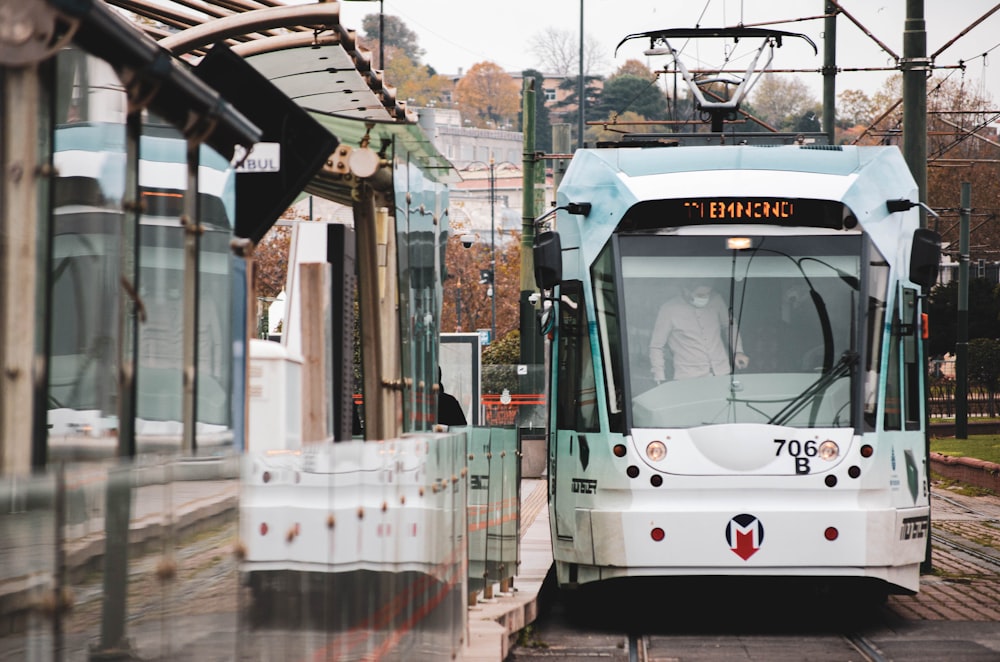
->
[649,280,748,382]
[437,367,468,426]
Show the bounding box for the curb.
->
[930,452,1000,494]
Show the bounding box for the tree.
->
[926,278,1000,357]
[856,75,1000,262]
[254,223,294,300]
[552,74,605,144]
[440,228,521,340]
[614,59,655,79]
[361,13,424,65]
[454,61,520,128]
[528,27,608,77]
[748,74,818,131]
[586,110,658,144]
[837,89,876,127]
[592,72,667,122]
[969,338,1000,416]
[383,47,450,106]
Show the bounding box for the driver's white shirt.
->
[649,292,743,381]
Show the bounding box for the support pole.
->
[902,0,928,229]
[520,78,542,370]
[577,0,585,149]
[955,182,970,439]
[1,65,41,474]
[181,138,201,454]
[822,1,837,144]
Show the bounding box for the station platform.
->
[0,463,553,660]
[463,478,551,661]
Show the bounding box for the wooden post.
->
[300,262,330,443]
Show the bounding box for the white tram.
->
[533,141,941,596]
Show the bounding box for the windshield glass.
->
[619,234,861,428]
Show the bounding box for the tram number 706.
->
[773,439,815,475]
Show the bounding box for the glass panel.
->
[864,249,891,428]
[621,234,862,428]
[555,281,599,432]
[592,243,626,432]
[239,436,467,659]
[884,297,903,431]
[48,51,128,453]
[0,458,241,659]
[134,124,238,451]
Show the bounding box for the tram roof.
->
[582,144,883,180]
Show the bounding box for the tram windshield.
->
[607,233,863,429]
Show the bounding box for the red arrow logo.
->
[733,529,759,560]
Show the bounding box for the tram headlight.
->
[818,440,839,461]
[646,440,667,462]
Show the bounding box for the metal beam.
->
[158,4,341,55]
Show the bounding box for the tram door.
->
[551,280,599,542]
[882,286,929,509]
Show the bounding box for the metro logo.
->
[725,513,765,561]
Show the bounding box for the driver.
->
[649,280,749,382]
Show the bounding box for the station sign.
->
[233,142,281,173]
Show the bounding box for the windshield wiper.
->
[767,351,858,426]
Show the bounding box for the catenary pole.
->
[521,78,543,371]
[902,0,928,229]
[956,182,970,439]
[822,1,837,144]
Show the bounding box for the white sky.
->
[335,1,1000,104]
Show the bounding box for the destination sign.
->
[618,197,851,231]
[682,199,794,221]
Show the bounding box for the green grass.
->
[931,435,1000,465]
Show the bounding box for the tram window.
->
[884,298,902,431]
[863,254,890,430]
[556,281,599,433]
[592,245,625,432]
[903,288,922,429]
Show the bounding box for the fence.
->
[929,360,1000,418]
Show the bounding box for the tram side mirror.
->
[533,230,562,290]
[909,228,942,293]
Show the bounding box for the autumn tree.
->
[384,47,450,105]
[254,223,293,300]
[837,88,877,127]
[857,76,1000,265]
[454,61,520,128]
[586,110,657,144]
[440,228,521,342]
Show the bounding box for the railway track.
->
[931,490,1000,571]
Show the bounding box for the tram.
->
[534,128,941,597]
